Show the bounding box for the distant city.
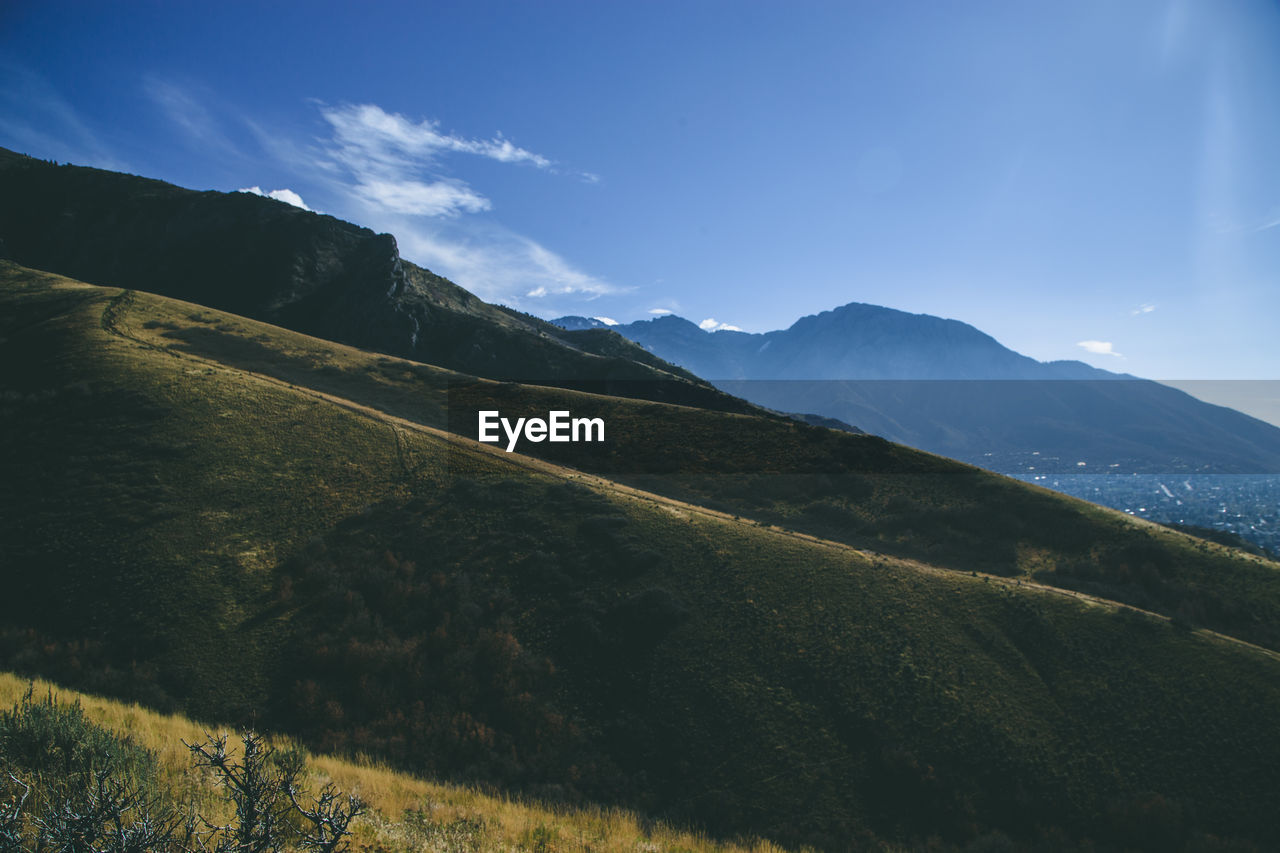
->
[988,451,1280,555]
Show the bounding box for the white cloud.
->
[1077,340,1123,357]
[246,100,614,308]
[648,308,673,315]
[239,186,312,211]
[1131,303,1156,315]
[520,239,618,298]
[698,318,743,332]
[354,178,488,217]
[308,102,575,222]
[321,103,552,172]
[393,223,622,307]
[266,188,310,210]
[592,316,619,326]
[316,103,608,189]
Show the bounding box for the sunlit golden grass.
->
[0,672,795,853]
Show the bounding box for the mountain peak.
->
[552,315,611,331]
[647,313,705,331]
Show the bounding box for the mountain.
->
[5,261,1280,849]
[0,148,754,415]
[553,314,617,331]
[579,307,1109,381]
[563,306,1280,473]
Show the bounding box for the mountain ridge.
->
[0,147,756,415]
[555,307,1280,473]
[558,305,1119,381]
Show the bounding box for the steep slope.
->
[8,260,1278,654]
[0,148,750,414]
[3,264,1280,849]
[569,308,1280,473]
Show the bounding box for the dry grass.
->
[0,672,795,853]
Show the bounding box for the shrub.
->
[0,685,158,792]
[0,687,365,852]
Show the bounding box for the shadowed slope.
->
[3,264,1280,849]
[30,261,1276,653]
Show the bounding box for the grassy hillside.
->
[3,263,1280,849]
[0,673,784,853]
[31,259,1279,654]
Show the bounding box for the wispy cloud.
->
[648,308,674,315]
[319,103,599,183]
[699,318,743,332]
[1077,340,1123,357]
[0,60,126,170]
[314,103,557,218]
[1255,213,1280,233]
[1131,302,1156,315]
[239,186,312,211]
[354,178,489,217]
[246,101,614,306]
[393,222,622,308]
[144,77,239,155]
[314,102,607,218]
[323,103,553,170]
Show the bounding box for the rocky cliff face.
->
[0,149,756,413]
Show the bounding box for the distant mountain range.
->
[556,308,1112,380]
[555,309,1280,473]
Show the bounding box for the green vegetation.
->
[0,686,167,846]
[1160,522,1275,560]
[0,686,362,851]
[3,263,1280,849]
[46,260,1279,653]
[2,677,766,853]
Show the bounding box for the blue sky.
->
[3,0,1279,379]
